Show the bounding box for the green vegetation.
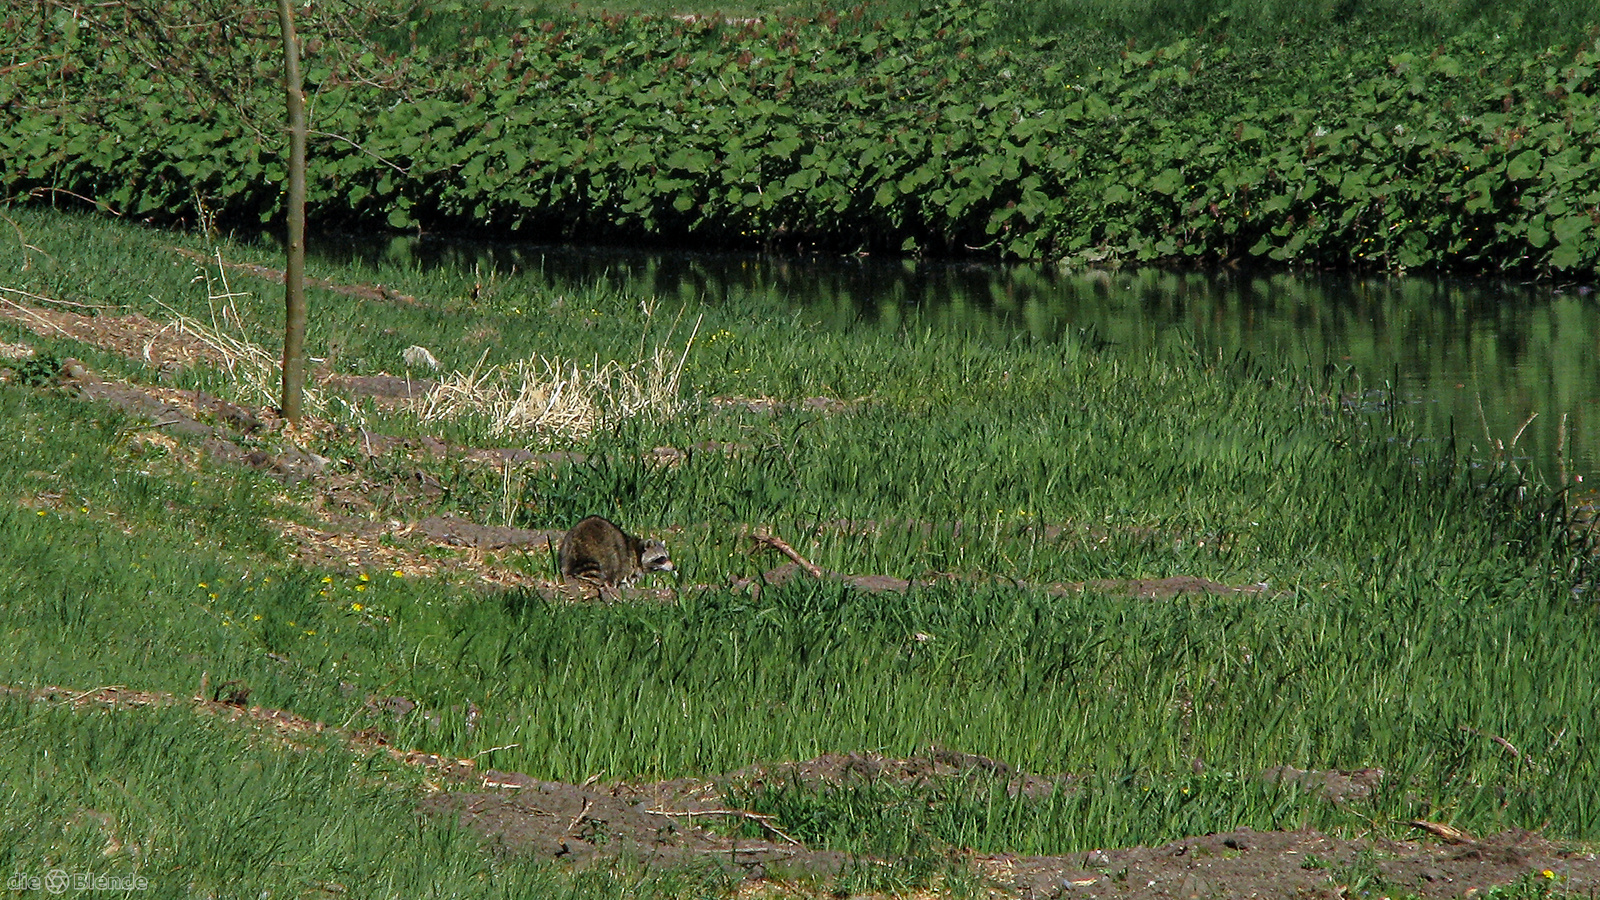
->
[0,699,678,897]
[1,208,1598,894]
[448,0,1598,58]
[2,0,1597,273]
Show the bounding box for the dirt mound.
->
[15,679,1599,897]
[987,826,1596,899]
[418,786,850,880]
[714,748,1070,801]
[425,749,1600,899]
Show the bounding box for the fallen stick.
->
[1407,820,1471,844]
[1459,724,1523,760]
[564,798,593,838]
[751,528,826,579]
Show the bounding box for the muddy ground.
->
[3,289,1597,898]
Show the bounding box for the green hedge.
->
[2,0,1597,274]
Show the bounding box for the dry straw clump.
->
[416,340,694,442]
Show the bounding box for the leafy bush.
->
[1,0,1597,274]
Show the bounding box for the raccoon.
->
[557,515,674,595]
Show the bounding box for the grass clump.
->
[417,331,698,442]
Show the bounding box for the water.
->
[323,235,1600,489]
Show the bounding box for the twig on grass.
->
[751,528,826,579]
[0,294,76,336]
[1407,820,1472,844]
[0,285,112,312]
[66,685,126,706]
[1459,723,1523,760]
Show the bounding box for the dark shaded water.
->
[325,235,1600,488]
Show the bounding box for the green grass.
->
[0,698,738,898]
[1,207,1597,891]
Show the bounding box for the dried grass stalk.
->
[156,299,363,424]
[415,343,693,442]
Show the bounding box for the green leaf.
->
[1548,242,1584,270]
[1506,150,1541,181]
[1149,168,1183,195]
[1550,215,1591,266]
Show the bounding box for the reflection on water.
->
[320,235,1600,485]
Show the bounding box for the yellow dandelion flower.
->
[351,603,364,612]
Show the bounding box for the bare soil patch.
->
[989,826,1596,899]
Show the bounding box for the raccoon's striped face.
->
[639,540,674,573]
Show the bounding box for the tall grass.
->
[2,208,1597,881]
[0,698,733,898]
[385,566,1600,832]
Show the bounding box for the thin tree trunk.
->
[276,0,308,423]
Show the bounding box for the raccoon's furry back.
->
[558,515,673,591]
[558,515,635,586]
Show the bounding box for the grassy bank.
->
[3,0,1597,273]
[1,207,1597,894]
